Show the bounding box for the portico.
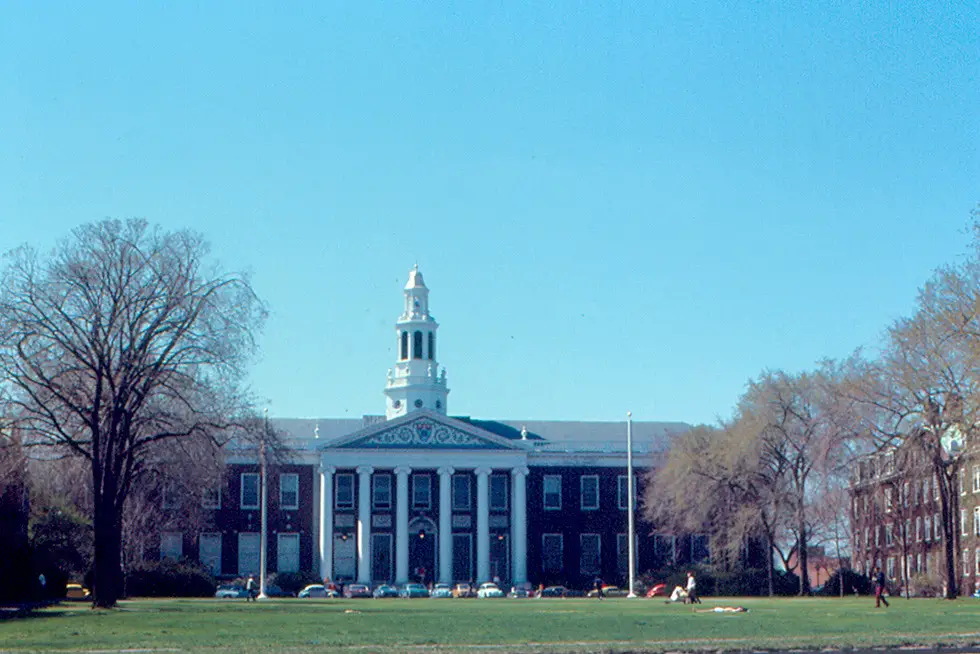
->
[317,411,530,585]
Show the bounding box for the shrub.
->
[125,560,215,597]
[268,571,321,595]
[815,568,872,596]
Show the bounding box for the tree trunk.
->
[92,491,123,607]
[766,532,775,597]
[798,514,811,596]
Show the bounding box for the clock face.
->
[393,400,401,409]
[414,399,423,408]
[436,400,442,409]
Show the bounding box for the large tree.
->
[0,219,266,607]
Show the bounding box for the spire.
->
[385,266,449,419]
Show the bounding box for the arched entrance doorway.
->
[409,516,436,584]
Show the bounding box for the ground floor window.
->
[579,534,600,576]
[160,532,182,561]
[542,534,563,573]
[199,533,222,575]
[372,533,392,582]
[277,533,300,573]
[453,533,473,583]
[238,532,259,576]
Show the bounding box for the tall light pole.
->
[258,408,269,599]
[626,411,637,598]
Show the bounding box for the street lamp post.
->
[258,408,269,599]
[626,411,637,598]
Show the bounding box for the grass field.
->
[3,595,980,653]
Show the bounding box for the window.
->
[335,473,354,509]
[428,332,435,361]
[922,479,929,504]
[489,474,508,511]
[976,548,980,576]
[974,467,980,493]
[202,486,221,509]
[963,509,969,536]
[961,469,967,495]
[199,533,222,575]
[162,483,179,510]
[885,524,894,546]
[413,330,423,359]
[373,474,392,510]
[875,525,880,547]
[543,475,562,510]
[974,507,980,536]
[452,474,471,511]
[924,516,932,542]
[864,527,870,550]
[933,475,939,500]
[542,534,563,573]
[617,533,629,577]
[617,475,635,510]
[916,553,922,573]
[580,476,599,511]
[277,533,300,573]
[904,519,911,542]
[965,549,971,576]
[579,534,601,575]
[241,473,259,510]
[691,534,710,562]
[413,474,431,509]
[400,331,408,360]
[934,512,941,541]
[160,532,182,561]
[886,557,895,580]
[280,473,299,510]
[238,532,259,576]
[916,517,922,542]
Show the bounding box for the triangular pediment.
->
[326,410,521,450]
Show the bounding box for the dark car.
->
[265,584,295,597]
[508,582,534,598]
[399,582,429,598]
[373,584,398,598]
[539,585,569,598]
[343,583,372,598]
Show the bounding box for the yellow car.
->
[65,583,90,600]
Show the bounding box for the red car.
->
[343,583,372,598]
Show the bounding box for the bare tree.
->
[0,219,267,607]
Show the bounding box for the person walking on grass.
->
[593,576,604,600]
[246,575,257,602]
[873,566,889,608]
[686,571,701,604]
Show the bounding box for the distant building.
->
[850,432,980,596]
[152,267,701,588]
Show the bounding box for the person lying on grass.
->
[695,606,748,613]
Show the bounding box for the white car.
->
[298,584,338,598]
[477,582,505,598]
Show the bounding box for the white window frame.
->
[160,531,183,561]
[335,473,354,509]
[542,533,563,573]
[199,532,222,575]
[916,517,922,542]
[974,507,980,537]
[903,482,909,507]
[884,488,892,513]
[964,509,969,536]
[276,532,300,573]
[965,549,971,576]
[452,474,471,511]
[580,475,599,511]
[933,475,940,500]
[579,533,601,575]
[240,473,260,510]
[202,485,221,510]
[412,474,431,509]
[489,474,508,511]
[976,548,980,576]
[934,512,941,541]
[885,524,894,546]
[864,527,870,550]
[924,516,932,542]
[279,473,299,510]
[974,466,980,493]
[543,475,562,510]
[373,473,392,510]
[961,468,967,495]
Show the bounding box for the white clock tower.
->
[384,265,449,419]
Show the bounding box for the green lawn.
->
[3,596,980,653]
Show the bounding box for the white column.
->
[475,466,491,583]
[356,466,374,584]
[395,466,412,584]
[438,466,455,584]
[319,465,336,582]
[510,466,529,584]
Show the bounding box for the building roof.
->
[271,415,689,455]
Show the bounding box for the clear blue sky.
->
[2,2,977,426]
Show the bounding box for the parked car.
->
[538,585,568,598]
[453,582,476,598]
[373,584,399,598]
[65,583,91,600]
[399,582,429,598]
[508,582,534,598]
[265,584,295,598]
[430,583,453,598]
[298,584,338,598]
[343,584,372,598]
[477,582,505,598]
[214,584,247,599]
